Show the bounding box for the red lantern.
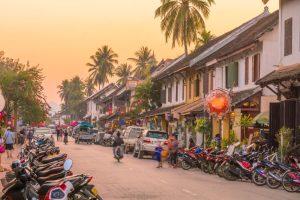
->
[205,89,231,119]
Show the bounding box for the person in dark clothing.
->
[169,134,179,168]
[63,129,68,144]
[189,138,196,149]
[56,127,60,142]
[112,131,124,158]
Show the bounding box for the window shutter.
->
[175,81,178,102]
[245,57,249,85]
[203,72,209,95]
[284,18,293,56]
[226,62,238,88]
[160,89,166,104]
[182,80,185,101]
[168,87,172,102]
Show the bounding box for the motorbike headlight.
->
[50,188,65,199]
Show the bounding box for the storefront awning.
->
[252,111,269,126]
[256,64,300,87]
[231,87,262,106]
[140,104,184,118]
[172,99,204,117]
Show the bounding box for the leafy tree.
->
[155,0,215,54]
[84,78,95,97]
[0,52,48,127]
[57,80,70,103]
[276,127,292,162]
[115,63,132,85]
[87,45,118,89]
[195,29,215,49]
[133,77,162,112]
[195,117,211,147]
[239,114,253,140]
[128,46,157,79]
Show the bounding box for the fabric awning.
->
[256,63,300,87]
[172,99,204,117]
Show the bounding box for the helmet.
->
[11,160,21,169]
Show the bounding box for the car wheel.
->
[133,145,138,157]
[138,147,144,159]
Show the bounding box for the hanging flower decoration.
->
[205,89,231,119]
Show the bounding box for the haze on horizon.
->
[0,0,278,110]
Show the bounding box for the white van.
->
[123,126,144,153]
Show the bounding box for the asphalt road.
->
[57,138,299,200]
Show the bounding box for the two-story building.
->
[257,0,300,145]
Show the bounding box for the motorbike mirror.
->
[63,159,73,171]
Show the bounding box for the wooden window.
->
[284,18,293,56]
[189,78,192,99]
[194,76,200,97]
[210,71,214,91]
[252,54,260,82]
[160,87,166,104]
[182,80,185,101]
[245,57,249,85]
[226,62,239,89]
[168,85,172,103]
[203,72,209,95]
[175,81,179,102]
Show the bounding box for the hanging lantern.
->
[205,89,231,119]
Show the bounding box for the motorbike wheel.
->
[208,161,215,174]
[201,161,209,173]
[181,160,192,170]
[266,172,281,189]
[252,170,266,186]
[282,171,300,192]
[223,165,238,181]
[216,165,224,177]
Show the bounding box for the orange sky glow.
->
[0,0,278,109]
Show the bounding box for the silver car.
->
[133,130,168,159]
[123,126,144,153]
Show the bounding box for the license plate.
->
[91,187,98,196]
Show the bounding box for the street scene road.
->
[57,139,298,200]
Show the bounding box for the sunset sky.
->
[0,0,278,111]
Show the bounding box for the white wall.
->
[279,0,300,65]
[162,77,185,108]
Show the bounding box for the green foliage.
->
[87,45,118,89]
[0,52,48,125]
[115,63,132,85]
[195,29,216,49]
[133,77,162,112]
[239,114,253,139]
[242,138,248,145]
[128,46,157,79]
[205,134,212,148]
[57,76,86,120]
[221,138,228,150]
[210,140,216,149]
[276,127,293,161]
[228,130,237,145]
[194,117,210,134]
[155,0,215,54]
[84,78,95,97]
[0,127,4,137]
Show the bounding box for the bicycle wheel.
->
[282,171,300,192]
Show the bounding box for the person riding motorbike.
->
[112,131,124,161]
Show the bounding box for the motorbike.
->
[114,146,123,162]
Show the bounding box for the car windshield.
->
[129,128,143,138]
[146,131,168,139]
[35,128,51,135]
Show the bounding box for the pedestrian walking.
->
[56,127,60,142]
[154,142,163,168]
[63,129,68,144]
[27,128,34,145]
[19,128,25,145]
[4,127,14,159]
[169,134,179,168]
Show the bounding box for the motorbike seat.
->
[38,181,60,195]
[41,154,66,164]
[37,171,65,184]
[37,167,64,177]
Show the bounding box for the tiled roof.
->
[256,64,300,86]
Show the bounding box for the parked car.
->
[133,130,168,159]
[34,127,52,139]
[73,126,94,144]
[123,126,144,153]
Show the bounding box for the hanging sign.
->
[205,89,231,119]
[0,88,5,112]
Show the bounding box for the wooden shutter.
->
[168,86,172,102]
[160,89,166,104]
[295,100,300,144]
[245,57,249,85]
[175,81,178,102]
[182,79,185,101]
[226,62,238,88]
[189,78,192,99]
[203,72,209,95]
[252,54,260,82]
[269,102,280,147]
[284,18,293,56]
[210,71,214,91]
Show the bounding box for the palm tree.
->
[195,29,215,49]
[128,46,157,79]
[115,63,133,85]
[57,79,70,102]
[84,78,95,97]
[87,45,118,89]
[155,0,215,55]
[262,0,269,4]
